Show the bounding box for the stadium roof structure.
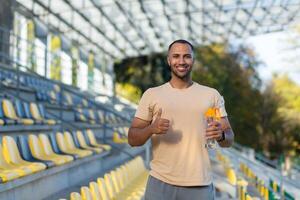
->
[16,0,300,59]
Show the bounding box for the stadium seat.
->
[1,99,34,125]
[104,173,116,199]
[2,136,46,173]
[96,110,105,124]
[38,134,73,163]
[29,102,56,125]
[28,134,68,166]
[113,131,128,144]
[0,142,20,182]
[17,135,55,168]
[56,132,92,158]
[75,130,103,153]
[89,182,102,200]
[96,177,110,200]
[80,186,93,200]
[70,192,82,200]
[14,100,35,125]
[85,129,111,151]
[0,100,15,125]
[0,142,33,177]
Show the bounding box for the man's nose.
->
[179,57,185,64]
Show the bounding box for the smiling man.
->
[128,39,234,200]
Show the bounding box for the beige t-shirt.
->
[135,82,227,186]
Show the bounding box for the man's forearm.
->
[218,129,234,147]
[128,125,154,147]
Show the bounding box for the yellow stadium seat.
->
[0,143,33,177]
[2,99,34,125]
[28,134,67,166]
[56,132,92,158]
[2,136,46,172]
[96,177,110,200]
[76,130,103,153]
[38,134,73,163]
[104,173,117,199]
[0,119,4,125]
[70,192,82,200]
[86,129,111,151]
[81,186,93,200]
[113,132,128,144]
[0,169,20,183]
[30,102,56,125]
[89,182,101,200]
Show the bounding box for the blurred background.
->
[0,0,299,199]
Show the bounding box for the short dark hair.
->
[168,39,194,52]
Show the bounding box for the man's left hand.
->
[205,121,223,141]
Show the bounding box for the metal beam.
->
[90,0,139,54]
[114,0,155,52]
[61,0,127,56]
[30,0,116,58]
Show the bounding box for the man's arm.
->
[206,117,234,147]
[128,109,169,147]
[218,117,234,147]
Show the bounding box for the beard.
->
[170,65,192,80]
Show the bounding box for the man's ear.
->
[167,56,170,67]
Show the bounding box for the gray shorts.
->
[144,176,215,200]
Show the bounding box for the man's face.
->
[167,43,194,80]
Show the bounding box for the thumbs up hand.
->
[150,108,170,135]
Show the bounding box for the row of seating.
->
[75,108,123,125]
[0,98,57,126]
[0,129,111,183]
[0,68,91,108]
[240,162,295,200]
[67,156,148,200]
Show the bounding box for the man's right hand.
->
[150,108,170,135]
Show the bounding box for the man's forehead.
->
[169,43,193,53]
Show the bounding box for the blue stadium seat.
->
[17,135,55,168]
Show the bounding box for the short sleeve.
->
[134,89,154,121]
[214,90,227,117]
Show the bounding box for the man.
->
[128,39,234,200]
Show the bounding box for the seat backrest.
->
[88,110,96,120]
[89,182,101,200]
[28,134,45,158]
[37,104,46,118]
[110,170,120,193]
[82,130,92,146]
[23,102,33,118]
[97,177,110,200]
[116,167,125,189]
[38,134,55,155]
[86,129,97,145]
[76,130,88,148]
[64,92,73,105]
[56,132,68,152]
[97,110,105,123]
[70,192,82,200]
[0,100,4,118]
[103,173,116,199]
[14,99,26,118]
[80,187,93,200]
[63,131,76,150]
[2,136,24,164]
[17,135,36,161]
[0,143,11,168]
[50,133,62,154]
[2,99,18,119]
[71,131,81,148]
[30,102,42,120]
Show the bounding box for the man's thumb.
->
[157,108,162,119]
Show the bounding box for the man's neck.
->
[169,78,193,89]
